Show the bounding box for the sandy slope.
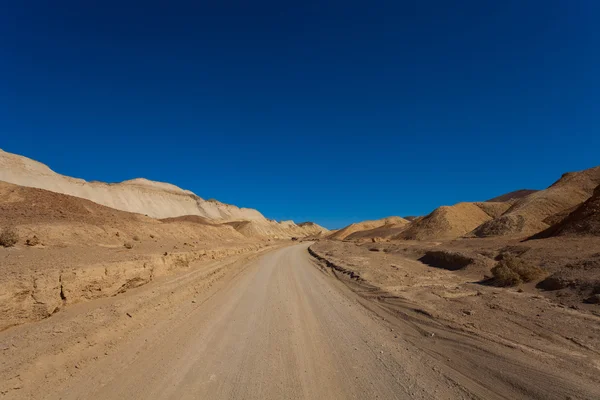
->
[534,184,600,238]
[486,189,538,203]
[0,148,265,221]
[473,166,600,237]
[397,202,508,240]
[2,243,599,399]
[0,150,327,238]
[225,219,328,239]
[327,216,408,241]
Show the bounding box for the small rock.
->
[462,310,474,316]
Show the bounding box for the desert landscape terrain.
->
[1,148,600,399]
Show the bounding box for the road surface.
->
[5,243,599,399]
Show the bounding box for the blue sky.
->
[1,1,599,229]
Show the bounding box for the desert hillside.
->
[472,166,600,237]
[0,149,265,221]
[319,166,600,243]
[486,189,538,203]
[225,220,327,239]
[0,180,249,248]
[396,202,510,241]
[329,202,515,242]
[327,216,408,241]
[0,149,327,240]
[532,184,600,238]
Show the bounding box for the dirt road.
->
[2,243,599,399]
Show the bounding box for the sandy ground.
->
[2,243,600,399]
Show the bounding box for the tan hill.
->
[297,222,329,236]
[397,202,510,241]
[327,217,408,241]
[0,149,265,221]
[472,166,600,237]
[0,149,327,241]
[0,181,246,247]
[532,185,600,238]
[225,219,328,239]
[486,189,538,203]
[344,222,410,241]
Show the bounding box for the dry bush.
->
[133,235,140,242]
[26,235,40,246]
[0,227,19,247]
[419,250,474,271]
[491,254,544,286]
[124,242,134,249]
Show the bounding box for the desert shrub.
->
[0,227,19,247]
[26,235,40,246]
[133,235,140,242]
[124,242,134,249]
[491,254,544,286]
[419,250,474,271]
[491,264,521,286]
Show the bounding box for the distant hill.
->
[225,220,328,239]
[486,189,538,203]
[327,217,408,241]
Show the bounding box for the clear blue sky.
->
[1,1,599,229]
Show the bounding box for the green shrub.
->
[491,254,544,286]
[0,227,19,247]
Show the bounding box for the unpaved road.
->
[2,243,600,399]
